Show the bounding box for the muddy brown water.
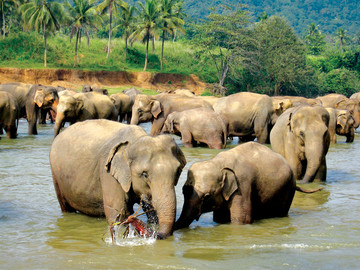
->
[1,120,360,269]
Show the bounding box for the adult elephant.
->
[174,142,320,229]
[130,93,213,135]
[0,83,59,135]
[272,95,322,107]
[0,91,18,139]
[316,93,360,128]
[50,119,186,239]
[325,108,355,144]
[161,107,227,149]
[270,105,330,184]
[110,93,133,123]
[54,92,118,136]
[82,84,109,95]
[213,92,287,144]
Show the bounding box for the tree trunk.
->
[2,1,5,39]
[173,29,176,42]
[219,62,229,87]
[44,25,47,68]
[152,35,155,53]
[274,83,282,96]
[107,8,113,59]
[74,29,80,67]
[144,31,149,71]
[125,35,128,59]
[161,30,165,71]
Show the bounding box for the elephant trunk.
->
[346,128,355,143]
[151,188,176,239]
[174,186,202,230]
[130,110,139,125]
[301,136,328,183]
[54,111,65,137]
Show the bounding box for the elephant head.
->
[272,98,293,125]
[33,85,59,110]
[289,106,330,183]
[175,160,238,229]
[161,112,179,134]
[336,110,355,142]
[130,94,162,125]
[54,95,84,136]
[105,134,186,239]
[335,99,360,128]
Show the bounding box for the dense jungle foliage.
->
[0,0,360,97]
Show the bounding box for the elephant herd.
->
[1,81,360,240]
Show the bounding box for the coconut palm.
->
[97,0,124,59]
[158,0,185,70]
[114,2,137,59]
[132,0,160,71]
[336,27,350,52]
[64,0,102,67]
[19,0,64,67]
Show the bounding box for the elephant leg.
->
[101,173,130,224]
[230,189,252,224]
[181,129,194,148]
[254,121,269,144]
[52,176,76,213]
[314,157,327,181]
[346,128,355,143]
[213,204,230,223]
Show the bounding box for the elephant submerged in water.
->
[270,105,330,184]
[174,142,319,229]
[50,119,186,239]
[0,91,18,139]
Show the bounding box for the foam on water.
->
[104,224,157,246]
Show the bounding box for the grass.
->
[0,32,218,84]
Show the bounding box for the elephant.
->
[110,93,134,123]
[270,105,330,184]
[130,93,213,135]
[316,93,360,128]
[213,92,288,144]
[161,107,227,149]
[82,84,109,95]
[350,92,360,100]
[174,142,301,229]
[0,91,18,139]
[50,119,186,239]
[325,107,355,144]
[0,82,59,135]
[272,95,322,107]
[122,87,142,97]
[54,92,118,136]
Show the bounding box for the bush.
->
[319,68,360,97]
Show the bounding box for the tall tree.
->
[97,0,123,59]
[191,4,251,93]
[64,0,101,67]
[336,27,350,52]
[1,0,18,38]
[19,0,64,67]
[114,1,137,59]
[305,23,326,55]
[253,16,309,96]
[158,0,185,70]
[132,0,160,71]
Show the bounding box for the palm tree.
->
[114,1,137,59]
[97,0,124,59]
[158,0,185,70]
[336,27,350,52]
[132,0,160,71]
[19,0,64,67]
[64,0,102,67]
[1,0,19,39]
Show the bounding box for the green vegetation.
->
[1,0,360,97]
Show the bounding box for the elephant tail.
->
[296,185,323,193]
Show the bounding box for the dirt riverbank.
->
[0,67,207,94]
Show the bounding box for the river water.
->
[1,120,360,269]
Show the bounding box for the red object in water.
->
[121,216,155,238]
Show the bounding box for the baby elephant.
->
[175,142,300,229]
[161,107,227,149]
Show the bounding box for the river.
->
[0,120,360,269]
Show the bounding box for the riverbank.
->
[0,67,207,94]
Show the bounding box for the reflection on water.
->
[1,121,360,269]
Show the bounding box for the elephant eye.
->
[138,109,143,114]
[141,171,148,179]
[299,131,305,138]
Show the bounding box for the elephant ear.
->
[221,168,239,201]
[151,100,162,118]
[75,98,85,113]
[34,89,45,107]
[287,112,293,132]
[105,141,132,193]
